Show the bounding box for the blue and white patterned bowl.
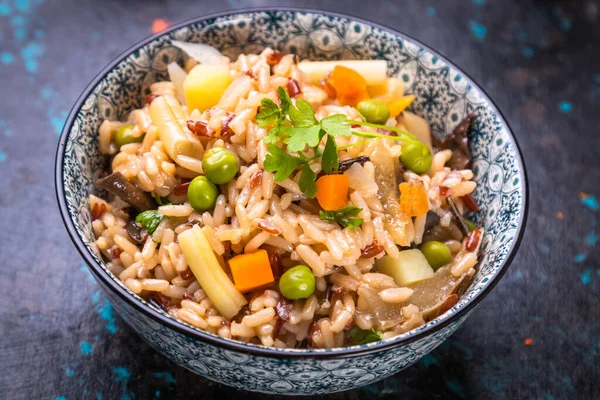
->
[55,8,528,395]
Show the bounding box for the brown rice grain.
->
[177,308,208,329]
[296,245,326,277]
[141,279,170,292]
[201,225,225,255]
[330,272,359,291]
[379,287,414,303]
[124,278,143,294]
[242,307,275,327]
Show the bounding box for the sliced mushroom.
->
[407,264,474,320]
[369,141,412,246]
[96,172,156,211]
[337,156,371,173]
[356,286,404,330]
[433,113,476,170]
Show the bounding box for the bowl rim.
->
[55,6,529,359]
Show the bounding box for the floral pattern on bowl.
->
[56,9,527,395]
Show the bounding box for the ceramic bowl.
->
[55,8,528,395]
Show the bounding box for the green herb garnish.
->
[153,193,172,206]
[257,86,422,198]
[349,326,383,345]
[319,206,364,228]
[135,210,164,235]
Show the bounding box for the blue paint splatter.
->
[80,263,96,283]
[420,353,439,367]
[444,378,465,397]
[585,232,598,245]
[91,290,101,304]
[0,3,11,16]
[91,31,102,41]
[513,270,522,280]
[469,21,487,40]
[522,47,535,58]
[0,151,5,162]
[581,196,599,210]
[56,397,66,400]
[472,0,485,4]
[540,242,551,254]
[34,28,44,39]
[48,109,68,134]
[97,393,103,400]
[1,52,14,65]
[80,342,94,355]
[98,300,118,334]
[3,129,10,137]
[559,101,572,113]
[544,393,556,400]
[533,315,543,321]
[113,367,131,382]
[574,254,587,263]
[20,42,45,72]
[41,86,53,99]
[154,372,177,384]
[581,270,592,285]
[426,7,436,16]
[15,0,32,12]
[155,390,161,398]
[62,365,74,377]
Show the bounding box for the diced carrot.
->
[228,249,275,293]
[326,66,370,106]
[399,181,429,216]
[388,95,415,118]
[315,174,349,211]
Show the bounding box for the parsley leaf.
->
[256,98,281,127]
[349,326,383,345]
[319,206,363,228]
[288,99,318,127]
[321,114,352,137]
[298,164,317,198]
[153,193,171,206]
[136,210,164,235]
[321,135,338,174]
[264,144,304,182]
[263,117,287,144]
[284,125,323,152]
[277,86,293,114]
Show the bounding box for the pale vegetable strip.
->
[179,225,247,319]
[149,96,203,162]
[298,60,387,86]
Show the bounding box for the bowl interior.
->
[58,9,526,353]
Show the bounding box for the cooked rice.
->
[90,47,482,349]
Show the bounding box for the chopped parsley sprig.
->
[257,86,421,198]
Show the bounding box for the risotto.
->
[89,42,483,349]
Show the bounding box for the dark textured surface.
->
[0,0,599,399]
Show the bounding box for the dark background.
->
[1,0,599,399]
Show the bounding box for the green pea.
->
[465,218,477,232]
[202,147,239,185]
[356,99,390,124]
[114,124,143,148]
[420,241,452,270]
[188,176,219,212]
[279,265,316,300]
[400,142,432,174]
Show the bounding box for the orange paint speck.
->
[579,191,590,199]
[152,19,170,34]
[524,338,533,346]
[556,211,564,219]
